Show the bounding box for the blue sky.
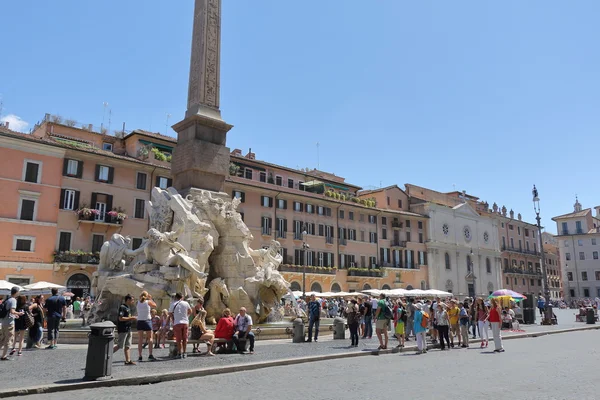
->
[1,1,599,232]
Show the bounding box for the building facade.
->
[552,199,600,301]
[542,232,563,300]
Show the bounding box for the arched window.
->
[420,280,426,290]
[331,283,341,293]
[66,273,91,299]
[445,253,451,270]
[310,282,322,293]
[381,284,391,290]
[466,255,472,272]
[363,283,371,291]
[486,258,491,274]
[290,281,301,292]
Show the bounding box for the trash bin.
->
[292,318,305,343]
[586,307,595,324]
[84,321,115,380]
[333,317,346,339]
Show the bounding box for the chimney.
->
[231,149,242,156]
[595,206,600,218]
[88,124,93,131]
[44,113,50,121]
[4,121,8,129]
[246,147,255,160]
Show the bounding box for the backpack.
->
[0,299,12,319]
[421,311,430,328]
[383,300,394,320]
[400,309,408,323]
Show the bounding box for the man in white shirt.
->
[168,292,192,359]
[232,307,255,354]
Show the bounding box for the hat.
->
[439,302,447,308]
[415,303,422,311]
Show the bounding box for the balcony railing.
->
[391,221,403,228]
[501,245,540,256]
[325,236,334,244]
[339,238,347,246]
[347,268,384,277]
[503,267,542,276]
[54,251,99,265]
[562,230,569,235]
[261,227,272,236]
[276,231,286,239]
[294,232,303,240]
[576,229,584,234]
[278,264,336,275]
[391,240,406,248]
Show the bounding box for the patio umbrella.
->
[23,281,66,294]
[488,289,527,300]
[62,292,75,297]
[0,280,24,296]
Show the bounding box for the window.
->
[298,181,304,190]
[594,251,599,260]
[398,199,402,208]
[288,178,294,189]
[593,238,597,245]
[406,232,411,242]
[369,232,377,243]
[306,204,314,214]
[510,238,514,247]
[58,232,71,252]
[504,258,509,269]
[244,168,252,180]
[277,199,287,209]
[359,214,365,222]
[259,172,266,183]
[505,277,509,285]
[64,159,80,177]
[23,161,41,183]
[96,165,112,183]
[349,212,354,221]
[318,206,325,215]
[578,239,583,246]
[261,217,272,235]
[368,215,376,224]
[261,196,273,208]
[406,220,411,228]
[102,142,113,151]
[418,221,423,229]
[134,199,145,219]
[369,256,377,268]
[580,252,585,261]
[419,233,423,243]
[92,235,104,253]
[445,253,451,270]
[60,189,78,210]
[466,255,472,272]
[276,218,287,238]
[561,222,568,234]
[132,238,143,250]
[136,172,147,190]
[293,202,303,212]
[233,191,245,203]
[348,229,356,241]
[518,227,521,235]
[570,289,575,297]
[525,229,529,237]
[382,229,387,240]
[306,223,315,235]
[19,199,36,221]
[518,240,522,250]
[360,231,365,242]
[387,197,390,206]
[595,271,600,281]
[339,210,344,219]
[486,258,491,274]
[576,221,583,233]
[157,176,171,189]
[582,271,588,281]
[509,224,514,230]
[584,288,590,298]
[530,279,534,286]
[381,217,387,226]
[564,240,569,247]
[275,176,282,186]
[13,236,34,252]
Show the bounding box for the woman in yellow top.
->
[447,300,461,348]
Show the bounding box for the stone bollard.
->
[586,307,595,324]
[333,317,346,339]
[292,318,305,343]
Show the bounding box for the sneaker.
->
[9,349,15,356]
[148,354,156,361]
[314,339,318,342]
[45,345,54,350]
[249,350,254,354]
[17,351,22,356]
[142,343,148,349]
[0,357,13,361]
[182,353,186,359]
[138,356,143,362]
[125,361,137,365]
[461,345,468,348]
[306,339,312,343]
[176,354,183,359]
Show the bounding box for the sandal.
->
[17,351,22,356]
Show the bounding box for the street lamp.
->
[302,227,309,298]
[532,185,553,325]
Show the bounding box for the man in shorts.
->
[169,292,192,359]
[113,294,137,365]
[374,293,390,350]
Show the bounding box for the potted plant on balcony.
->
[76,206,98,221]
[108,207,128,224]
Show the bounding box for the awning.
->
[139,140,173,153]
[232,161,266,172]
[301,180,350,191]
[301,180,324,187]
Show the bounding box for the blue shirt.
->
[45,295,66,319]
[308,301,320,319]
[414,310,426,333]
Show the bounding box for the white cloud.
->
[0,114,30,133]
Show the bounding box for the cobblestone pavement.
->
[1,309,588,393]
[23,327,600,400]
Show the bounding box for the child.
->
[151,309,161,349]
[158,309,170,349]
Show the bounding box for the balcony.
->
[501,245,540,256]
[278,264,336,275]
[339,238,347,246]
[391,221,403,229]
[77,209,127,226]
[391,240,406,248]
[325,236,334,244]
[503,267,542,276]
[347,268,384,277]
[293,232,303,241]
[561,230,569,235]
[576,229,584,234]
[276,231,287,239]
[261,227,272,236]
[54,251,99,265]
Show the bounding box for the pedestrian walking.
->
[113,294,137,365]
[435,303,450,350]
[27,295,44,349]
[476,298,489,348]
[10,295,29,357]
[363,297,373,339]
[413,303,428,354]
[489,298,504,353]
[374,293,391,350]
[406,298,415,341]
[72,297,81,319]
[1,287,24,361]
[169,292,192,359]
[459,301,470,348]
[448,300,460,348]
[44,288,66,349]
[393,300,406,348]
[346,299,360,347]
[307,294,321,342]
[136,291,157,361]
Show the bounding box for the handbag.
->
[23,311,35,329]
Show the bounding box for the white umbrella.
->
[23,281,66,294]
[424,289,453,297]
[0,280,24,296]
[361,289,382,296]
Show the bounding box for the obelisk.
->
[172,0,233,195]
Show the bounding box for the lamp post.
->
[302,227,308,298]
[532,185,553,325]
